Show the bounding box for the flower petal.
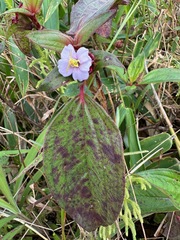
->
[77,47,92,64]
[58,59,73,77]
[79,61,91,71]
[72,68,89,81]
[61,44,76,59]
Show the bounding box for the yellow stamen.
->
[69,57,79,68]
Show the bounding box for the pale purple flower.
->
[58,44,92,82]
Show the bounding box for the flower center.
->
[69,57,79,68]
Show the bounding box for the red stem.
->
[79,82,85,105]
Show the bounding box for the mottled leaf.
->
[67,0,116,35]
[27,30,73,51]
[44,94,125,231]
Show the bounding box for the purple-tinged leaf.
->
[67,0,116,35]
[6,14,33,55]
[44,94,125,231]
[27,30,73,51]
[74,10,115,46]
[36,67,67,92]
[23,0,43,14]
[95,18,113,37]
[13,30,32,56]
[92,50,124,70]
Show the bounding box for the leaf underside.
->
[43,94,125,231]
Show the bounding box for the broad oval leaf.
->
[27,30,73,51]
[140,133,172,159]
[137,169,180,210]
[44,94,125,231]
[130,183,179,216]
[140,68,180,84]
[67,0,116,35]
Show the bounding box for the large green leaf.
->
[130,183,178,216]
[140,133,172,159]
[136,169,180,210]
[27,30,73,51]
[140,68,180,84]
[44,94,125,231]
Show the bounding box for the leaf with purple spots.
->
[43,94,125,231]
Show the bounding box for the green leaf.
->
[0,165,19,212]
[125,108,143,169]
[140,68,180,84]
[3,225,24,240]
[23,0,43,14]
[27,30,73,51]
[44,94,125,231]
[2,0,12,10]
[146,157,180,171]
[67,0,116,35]
[3,106,18,149]
[44,0,62,24]
[0,149,29,158]
[127,53,145,83]
[0,199,19,214]
[42,0,60,30]
[74,11,115,46]
[92,49,124,70]
[14,129,47,200]
[140,133,172,159]
[0,215,16,229]
[9,39,29,96]
[143,32,161,58]
[116,104,127,128]
[137,169,180,210]
[36,67,67,92]
[130,183,178,216]
[1,8,33,16]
